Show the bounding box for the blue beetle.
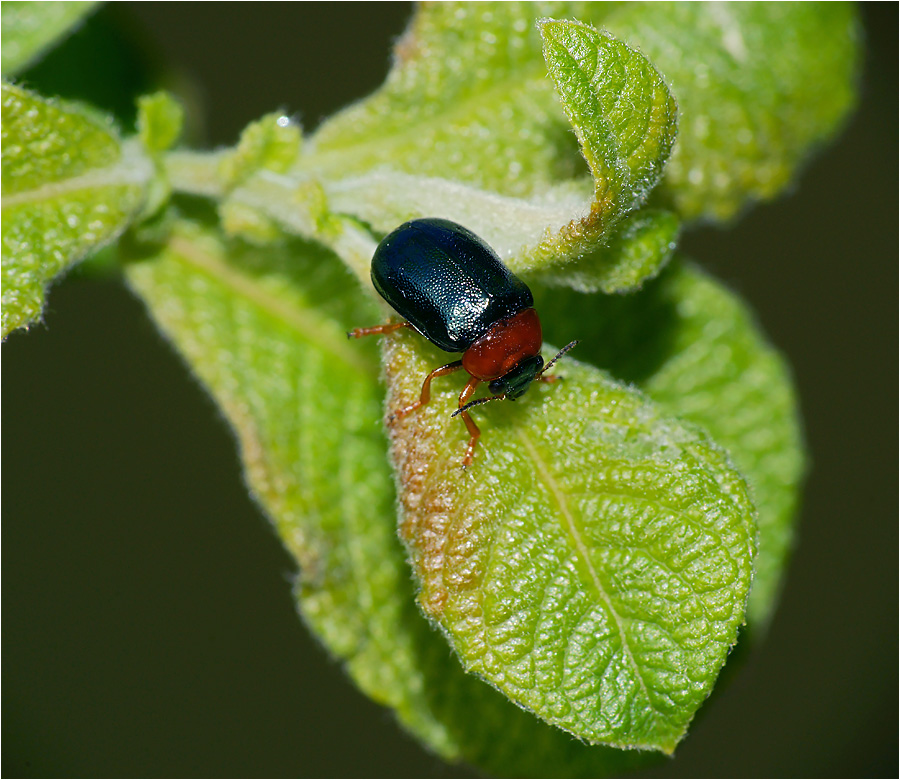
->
[351,218,577,466]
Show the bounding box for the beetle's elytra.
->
[351,218,577,467]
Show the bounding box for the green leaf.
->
[538,19,677,216]
[639,267,805,628]
[125,224,428,735]
[1,1,98,75]
[308,2,611,197]
[137,91,184,155]
[537,208,679,294]
[1,82,149,337]
[604,2,861,220]
[125,223,658,775]
[218,112,302,190]
[535,261,806,628]
[382,332,756,752]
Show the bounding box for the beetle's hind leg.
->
[392,360,465,422]
[348,321,413,339]
[457,376,483,468]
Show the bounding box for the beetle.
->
[350,218,578,467]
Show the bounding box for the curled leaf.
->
[537,18,677,222]
[320,18,677,287]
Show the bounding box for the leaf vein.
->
[515,429,657,726]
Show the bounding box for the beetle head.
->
[488,355,544,399]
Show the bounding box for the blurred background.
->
[3,4,896,776]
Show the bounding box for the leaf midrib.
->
[514,428,657,730]
[1,142,152,208]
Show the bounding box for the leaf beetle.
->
[351,218,578,467]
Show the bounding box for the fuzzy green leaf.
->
[170,4,858,283]
[382,334,756,752]
[1,82,149,337]
[307,2,611,197]
[538,19,677,216]
[535,261,806,628]
[538,208,680,294]
[125,224,424,736]
[218,112,302,190]
[137,91,184,155]
[125,223,658,775]
[1,1,98,75]
[604,2,861,220]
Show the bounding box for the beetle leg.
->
[457,376,482,468]
[392,360,464,421]
[348,321,413,339]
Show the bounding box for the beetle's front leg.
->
[457,376,482,468]
[392,360,464,421]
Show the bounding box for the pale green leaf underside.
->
[168,149,673,293]
[125,224,657,775]
[383,334,756,752]
[1,83,148,336]
[322,170,676,291]
[1,0,98,75]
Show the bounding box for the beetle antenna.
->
[452,394,507,417]
[541,340,579,375]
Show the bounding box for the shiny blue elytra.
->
[371,218,533,353]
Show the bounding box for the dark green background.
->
[4,3,897,777]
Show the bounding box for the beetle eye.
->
[489,355,544,399]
